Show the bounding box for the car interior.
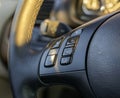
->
[0,0,120,98]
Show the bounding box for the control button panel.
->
[45,55,56,67]
[44,38,63,67]
[61,36,80,65]
[44,29,81,68]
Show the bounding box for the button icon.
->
[52,40,62,48]
[61,57,71,65]
[45,55,56,67]
[63,47,73,56]
[71,29,82,37]
[49,49,58,55]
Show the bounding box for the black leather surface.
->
[87,13,120,98]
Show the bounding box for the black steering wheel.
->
[9,0,120,98]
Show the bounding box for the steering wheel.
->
[9,0,120,98]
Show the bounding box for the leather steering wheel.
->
[9,0,120,98]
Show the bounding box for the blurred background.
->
[36,0,120,28]
[0,0,120,98]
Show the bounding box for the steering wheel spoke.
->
[39,15,113,97]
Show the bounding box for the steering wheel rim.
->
[9,0,45,98]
